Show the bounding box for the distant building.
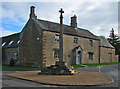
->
[1,6,118,67]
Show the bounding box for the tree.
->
[107,28,120,61]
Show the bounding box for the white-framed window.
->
[55,34,59,42]
[53,49,59,59]
[74,37,78,44]
[9,41,13,45]
[17,40,20,44]
[88,52,94,60]
[89,40,93,46]
[13,52,17,59]
[2,42,6,46]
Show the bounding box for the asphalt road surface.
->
[2,64,120,88]
[75,64,119,87]
[2,71,57,87]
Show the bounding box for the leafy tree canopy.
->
[107,28,120,55]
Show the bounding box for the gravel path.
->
[6,70,113,86]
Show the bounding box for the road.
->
[2,71,56,87]
[75,64,119,87]
[2,64,119,88]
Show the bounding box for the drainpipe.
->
[18,46,20,65]
[98,42,101,64]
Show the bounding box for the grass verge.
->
[71,62,120,68]
[84,62,120,66]
[71,65,85,68]
[2,65,45,71]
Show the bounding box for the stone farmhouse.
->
[1,6,118,67]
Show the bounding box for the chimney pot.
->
[30,6,37,20]
[70,14,77,28]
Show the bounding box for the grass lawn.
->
[72,62,120,68]
[71,65,85,68]
[2,65,46,71]
[2,62,120,70]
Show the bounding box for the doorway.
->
[76,51,82,64]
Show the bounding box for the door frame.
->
[76,50,82,64]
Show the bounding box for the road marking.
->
[97,65,103,72]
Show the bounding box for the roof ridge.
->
[1,32,21,38]
[37,19,88,31]
[36,19,99,40]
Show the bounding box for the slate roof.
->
[1,19,114,49]
[98,36,114,48]
[1,33,20,48]
[36,19,99,40]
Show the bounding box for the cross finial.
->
[59,8,64,18]
[59,8,64,14]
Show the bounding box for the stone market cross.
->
[59,8,64,62]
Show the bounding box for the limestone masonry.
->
[1,6,118,67]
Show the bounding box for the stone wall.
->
[42,30,100,67]
[2,47,18,65]
[19,19,43,67]
[100,47,118,63]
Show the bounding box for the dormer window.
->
[89,40,93,46]
[17,40,20,44]
[74,37,78,44]
[2,42,6,46]
[9,41,13,45]
[55,34,59,42]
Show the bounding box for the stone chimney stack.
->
[70,14,77,28]
[30,6,37,20]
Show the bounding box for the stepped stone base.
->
[38,61,73,75]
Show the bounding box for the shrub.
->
[9,58,15,67]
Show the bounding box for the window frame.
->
[17,40,20,44]
[88,52,94,60]
[53,49,59,59]
[9,40,13,45]
[74,37,78,44]
[89,40,93,46]
[1,42,6,46]
[13,52,17,60]
[55,34,60,42]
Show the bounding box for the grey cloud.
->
[1,2,118,38]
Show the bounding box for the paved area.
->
[2,64,119,88]
[5,70,113,86]
[2,71,56,87]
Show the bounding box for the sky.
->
[0,0,119,38]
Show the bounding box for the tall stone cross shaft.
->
[59,8,64,62]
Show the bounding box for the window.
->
[2,42,6,46]
[88,52,94,60]
[74,37,78,44]
[7,52,10,59]
[54,49,59,59]
[108,53,112,62]
[89,40,93,46]
[17,40,20,44]
[13,52,17,59]
[55,35,59,42]
[9,41,13,45]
